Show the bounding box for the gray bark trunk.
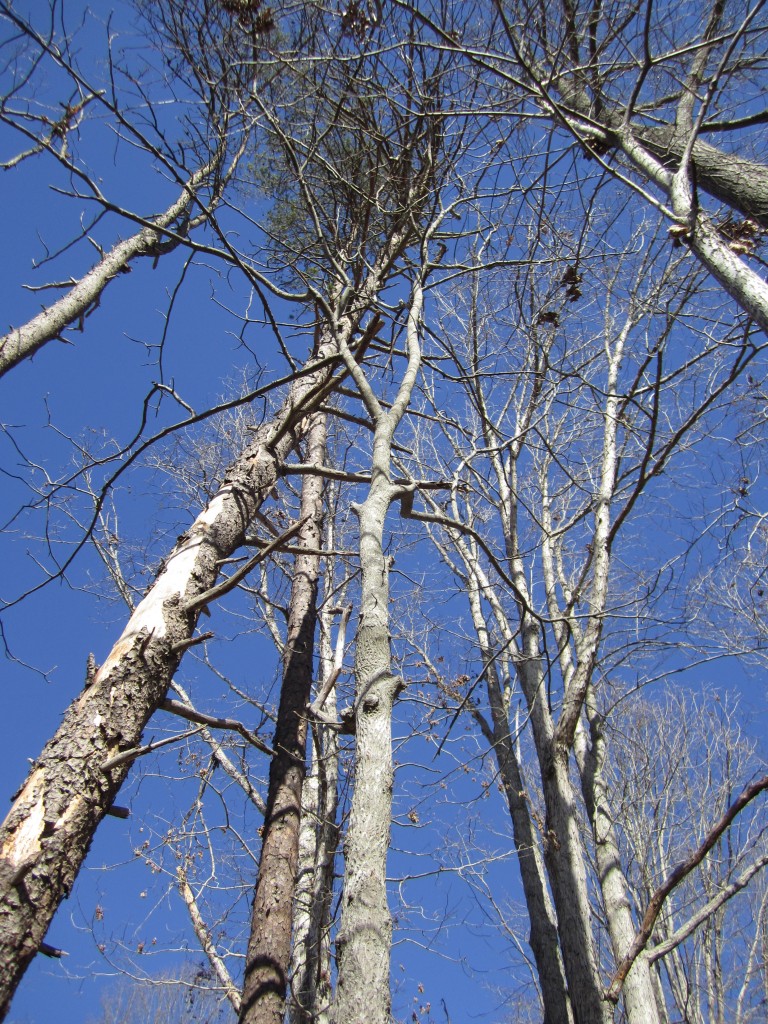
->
[640,128,768,230]
[511,620,611,1024]
[239,411,326,1024]
[575,720,664,1024]
[331,482,401,1024]
[0,161,214,378]
[464,581,572,1024]
[552,73,768,230]
[331,273,424,1024]
[540,743,613,1024]
[491,717,574,1024]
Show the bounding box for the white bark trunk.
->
[575,719,664,1024]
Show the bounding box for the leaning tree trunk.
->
[0,277,387,1020]
[0,367,326,1020]
[239,410,326,1024]
[0,204,408,1016]
[0,158,218,378]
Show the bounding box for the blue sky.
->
[2,3,768,1023]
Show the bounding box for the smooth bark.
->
[576,717,664,1024]
[464,580,572,1024]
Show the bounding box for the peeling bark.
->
[0,220,406,1018]
[0,335,336,1020]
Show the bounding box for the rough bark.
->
[640,129,768,230]
[331,275,424,1024]
[540,744,613,1024]
[288,597,343,1024]
[239,410,326,1024]
[0,330,350,1020]
[0,209,407,1017]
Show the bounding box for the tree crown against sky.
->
[1,2,767,1024]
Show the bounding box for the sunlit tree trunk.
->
[464,576,573,1024]
[0,257,386,1017]
[575,713,664,1024]
[239,409,326,1024]
[331,274,425,1024]
[289,528,344,1024]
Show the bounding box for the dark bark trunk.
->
[239,411,326,1024]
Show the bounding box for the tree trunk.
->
[540,742,613,1024]
[464,579,573,1024]
[575,718,664,1024]
[492,720,574,1024]
[551,74,768,230]
[0,223,403,1018]
[331,471,403,1024]
[0,334,337,1020]
[239,410,326,1024]
[289,574,343,1024]
[331,273,424,1024]
[511,617,611,1024]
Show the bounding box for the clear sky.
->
[2,3,768,1023]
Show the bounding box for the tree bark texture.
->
[289,603,342,1024]
[576,719,663,1024]
[491,717,574,1024]
[0,331,339,1020]
[331,274,423,1024]
[510,614,611,1024]
[550,68,768,230]
[331,481,402,1024]
[464,581,573,1024]
[541,744,613,1024]
[239,410,326,1024]
[0,218,405,1018]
